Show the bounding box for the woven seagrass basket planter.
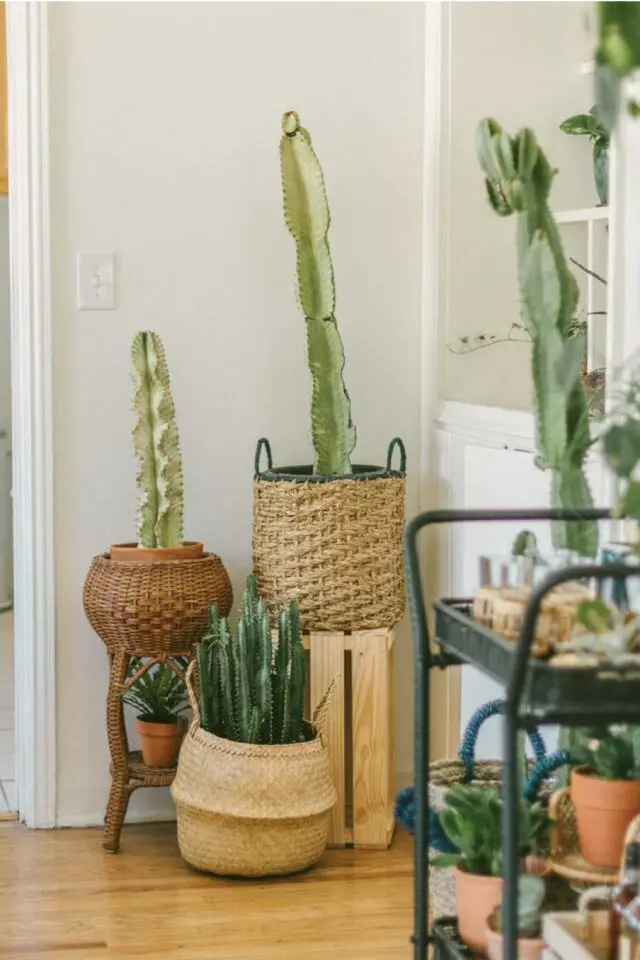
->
[83,551,233,656]
[172,665,337,877]
[252,437,407,631]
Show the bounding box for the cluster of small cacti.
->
[195,575,309,745]
[476,120,598,558]
[131,331,184,549]
[280,111,357,476]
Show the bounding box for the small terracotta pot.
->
[572,766,640,868]
[136,717,187,768]
[486,924,544,960]
[455,867,503,955]
[109,541,204,562]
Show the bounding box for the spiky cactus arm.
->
[287,604,305,742]
[476,121,598,557]
[217,617,236,741]
[131,331,184,548]
[256,611,273,743]
[196,641,212,733]
[242,577,260,707]
[274,607,291,742]
[280,111,357,475]
[234,619,252,742]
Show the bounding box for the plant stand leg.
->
[103,648,131,853]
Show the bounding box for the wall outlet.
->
[77,253,115,310]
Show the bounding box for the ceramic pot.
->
[136,717,187,768]
[109,541,204,562]
[455,867,503,955]
[572,766,640,868]
[486,924,544,960]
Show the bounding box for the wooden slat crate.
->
[304,627,396,850]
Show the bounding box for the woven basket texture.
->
[83,552,233,656]
[172,724,336,877]
[252,474,406,631]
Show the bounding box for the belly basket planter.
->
[172,578,337,877]
[253,437,406,631]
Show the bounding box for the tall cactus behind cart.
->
[280,110,357,476]
[131,331,184,549]
[476,120,598,557]
[195,576,309,745]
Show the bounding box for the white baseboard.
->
[59,807,177,829]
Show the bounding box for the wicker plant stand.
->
[83,550,233,852]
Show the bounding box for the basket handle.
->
[312,676,339,738]
[254,437,273,475]
[386,437,407,473]
[458,699,547,781]
[522,749,572,801]
[185,660,201,730]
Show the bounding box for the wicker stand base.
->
[103,649,190,853]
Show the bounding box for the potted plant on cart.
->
[570,726,640,869]
[252,112,406,631]
[431,785,551,955]
[123,658,189,768]
[83,331,233,658]
[172,575,337,877]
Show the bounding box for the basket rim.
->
[90,550,224,566]
[186,721,324,756]
[255,464,405,483]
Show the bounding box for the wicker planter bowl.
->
[252,438,407,631]
[172,664,337,877]
[83,550,233,656]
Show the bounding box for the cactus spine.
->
[280,111,357,475]
[476,121,598,557]
[196,577,310,745]
[131,331,184,549]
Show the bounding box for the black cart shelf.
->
[405,506,640,960]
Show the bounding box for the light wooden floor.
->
[0,821,413,959]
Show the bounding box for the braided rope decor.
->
[83,552,233,656]
[252,438,406,631]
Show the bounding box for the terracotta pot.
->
[455,867,503,955]
[136,717,187,768]
[572,766,640,868]
[109,541,204,562]
[486,924,544,960]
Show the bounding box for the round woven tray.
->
[252,438,406,631]
[83,551,233,656]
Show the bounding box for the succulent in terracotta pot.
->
[431,785,551,955]
[570,726,640,868]
[124,658,189,768]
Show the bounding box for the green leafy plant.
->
[490,875,546,938]
[430,785,551,877]
[570,725,640,780]
[123,659,189,723]
[595,2,640,131]
[476,120,597,558]
[131,331,184,549]
[512,531,539,558]
[560,106,609,205]
[280,111,357,476]
[602,380,640,530]
[196,575,311,745]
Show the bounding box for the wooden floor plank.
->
[0,822,413,958]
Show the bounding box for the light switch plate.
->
[77,252,115,310]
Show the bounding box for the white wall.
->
[440,1,597,411]
[48,2,425,824]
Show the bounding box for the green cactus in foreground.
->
[476,121,598,557]
[280,111,357,475]
[131,331,184,549]
[196,575,311,745]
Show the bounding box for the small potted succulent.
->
[560,106,610,206]
[172,576,337,877]
[486,875,546,960]
[570,726,640,868]
[431,785,551,954]
[123,658,189,768]
[252,112,406,632]
[83,331,232,657]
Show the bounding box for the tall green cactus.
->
[476,121,598,557]
[131,331,184,549]
[195,576,311,745]
[280,111,357,475]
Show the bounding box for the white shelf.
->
[554,206,609,224]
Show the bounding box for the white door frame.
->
[8,1,56,828]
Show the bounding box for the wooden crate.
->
[304,627,396,850]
